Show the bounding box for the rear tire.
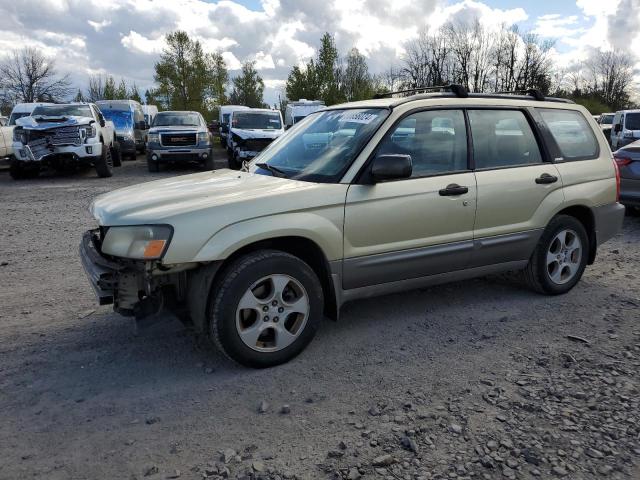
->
[208,250,324,368]
[524,215,589,295]
[94,144,114,178]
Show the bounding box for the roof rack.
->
[373,84,469,99]
[495,89,546,101]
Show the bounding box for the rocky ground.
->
[0,149,638,480]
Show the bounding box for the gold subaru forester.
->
[81,86,625,367]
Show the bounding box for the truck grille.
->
[244,138,273,152]
[24,127,82,159]
[161,133,197,147]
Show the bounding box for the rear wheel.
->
[94,144,114,178]
[208,250,323,368]
[524,215,588,295]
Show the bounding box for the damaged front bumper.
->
[14,142,103,163]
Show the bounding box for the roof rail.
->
[496,89,546,101]
[373,84,469,99]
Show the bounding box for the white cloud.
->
[120,31,165,54]
[87,19,111,32]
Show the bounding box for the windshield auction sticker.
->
[338,111,378,124]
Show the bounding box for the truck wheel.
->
[229,151,241,170]
[147,158,160,172]
[524,215,588,295]
[94,145,114,178]
[204,150,215,170]
[111,142,122,167]
[9,159,39,180]
[208,250,324,368]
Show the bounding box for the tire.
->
[204,150,215,170]
[111,141,122,167]
[229,151,241,170]
[9,159,39,180]
[208,250,324,368]
[94,144,114,178]
[147,158,160,172]
[524,215,589,295]
[128,152,137,161]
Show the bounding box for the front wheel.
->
[524,215,588,295]
[94,145,114,178]
[208,250,324,368]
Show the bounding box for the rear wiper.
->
[255,162,287,178]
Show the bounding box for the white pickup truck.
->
[11,103,120,180]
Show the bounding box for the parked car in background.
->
[80,86,624,368]
[0,120,13,161]
[146,110,213,172]
[219,105,249,149]
[610,110,640,150]
[11,103,119,179]
[8,103,53,126]
[284,99,325,128]
[142,104,158,127]
[597,112,615,145]
[96,100,147,160]
[228,108,284,169]
[613,140,640,212]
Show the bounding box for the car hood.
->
[90,169,321,226]
[231,128,283,140]
[16,115,93,130]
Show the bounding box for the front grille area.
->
[161,133,197,147]
[244,138,274,151]
[23,127,82,159]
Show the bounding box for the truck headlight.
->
[147,133,159,143]
[13,128,26,143]
[81,125,96,139]
[198,132,210,144]
[101,225,173,260]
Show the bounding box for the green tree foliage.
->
[342,48,375,101]
[316,33,343,105]
[115,79,127,99]
[210,51,229,106]
[285,62,319,100]
[229,61,264,107]
[74,88,85,102]
[103,76,116,100]
[128,83,142,103]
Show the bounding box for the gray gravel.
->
[0,150,639,480]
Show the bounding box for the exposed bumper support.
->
[79,230,121,305]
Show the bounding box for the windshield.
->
[601,114,614,125]
[625,113,640,131]
[9,112,31,125]
[100,109,133,131]
[153,113,200,127]
[32,105,92,118]
[248,108,389,183]
[233,112,281,130]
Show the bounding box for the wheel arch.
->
[554,205,597,264]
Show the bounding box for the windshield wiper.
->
[255,162,287,178]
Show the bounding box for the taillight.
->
[613,154,632,167]
[612,156,621,202]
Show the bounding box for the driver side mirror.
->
[371,154,412,182]
[99,117,106,128]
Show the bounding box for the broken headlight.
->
[13,128,26,144]
[101,225,173,260]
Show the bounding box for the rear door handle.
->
[439,184,469,196]
[535,173,558,184]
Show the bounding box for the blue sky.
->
[0,0,637,105]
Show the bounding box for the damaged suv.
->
[81,86,624,368]
[11,103,119,179]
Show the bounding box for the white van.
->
[610,110,640,149]
[284,99,325,128]
[219,105,250,149]
[8,103,54,126]
[142,105,159,126]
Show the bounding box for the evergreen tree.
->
[129,83,142,103]
[115,78,128,99]
[103,76,116,100]
[209,51,228,106]
[341,48,374,101]
[74,88,85,102]
[229,61,264,107]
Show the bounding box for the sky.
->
[0,0,639,107]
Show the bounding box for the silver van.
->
[610,110,640,150]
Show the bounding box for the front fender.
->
[193,211,344,262]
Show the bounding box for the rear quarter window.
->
[538,109,599,160]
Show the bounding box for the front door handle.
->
[535,173,558,184]
[439,184,469,196]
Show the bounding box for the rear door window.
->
[468,110,543,169]
[538,109,598,160]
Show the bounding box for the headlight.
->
[198,132,210,144]
[101,225,173,260]
[147,133,159,143]
[81,125,96,140]
[13,128,26,143]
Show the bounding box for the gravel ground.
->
[0,149,639,480]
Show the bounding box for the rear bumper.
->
[79,230,120,305]
[117,137,136,154]
[593,203,625,245]
[620,178,640,207]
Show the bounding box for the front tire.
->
[147,158,160,172]
[524,215,588,295]
[208,250,324,368]
[94,144,114,178]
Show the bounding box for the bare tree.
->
[585,50,634,110]
[0,47,71,102]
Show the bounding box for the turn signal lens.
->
[143,240,167,259]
